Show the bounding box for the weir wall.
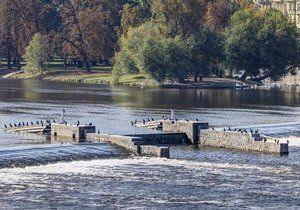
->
[199,130,289,154]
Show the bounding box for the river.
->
[0,79,299,209]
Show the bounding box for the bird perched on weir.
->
[89,123,93,126]
[255,129,259,134]
[18,123,21,127]
[196,118,199,121]
[9,123,12,127]
[186,119,189,122]
[211,127,215,131]
[14,123,17,127]
[131,121,134,126]
[151,118,154,121]
[175,117,178,121]
[134,119,137,124]
[31,121,34,125]
[250,129,253,134]
[223,128,226,131]
[142,119,146,124]
[147,118,150,122]
[26,122,29,126]
[77,121,80,126]
[4,124,7,128]
[36,121,39,125]
[228,127,232,131]
[53,120,56,123]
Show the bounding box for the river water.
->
[0,79,299,209]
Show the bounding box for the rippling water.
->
[0,79,299,208]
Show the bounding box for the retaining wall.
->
[51,123,95,141]
[199,130,289,154]
[128,133,188,145]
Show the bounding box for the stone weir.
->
[199,130,289,155]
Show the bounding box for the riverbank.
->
[6,69,254,89]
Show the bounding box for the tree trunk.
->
[83,56,90,73]
[6,52,11,70]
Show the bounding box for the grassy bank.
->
[10,69,160,88]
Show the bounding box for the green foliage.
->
[23,33,49,75]
[113,22,194,82]
[224,8,300,81]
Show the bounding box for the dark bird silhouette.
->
[175,117,178,121]
[223,128,226,131]
[9,123,12,127]
[131,121,134,126]
[31,121,34,125]
[36,121,39,125]
[40,120,43,124]
[134,119,137,124]
[287,140,289,144]
[98,130,100,134]
[244,129,247,133]
[4,124,7,128]
[41,121,44,126]
[18,123,21,127]
[89,123,92,126]
[212,127,215,131]
[151,118,154,121]
[142,119,146,124]
[255,129,259,134]
[162,115,165,120]
[77,121,80,126]
[22,122,25,126]
[196,118,199,121]
[147,118,150,122]
[14,123,17,127]
[250,129,253,134]
[228,127,232,131]
[53,120,56,123]
[186,119,189,122]
[26,122,29,126]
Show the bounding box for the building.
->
[253,0,300,28]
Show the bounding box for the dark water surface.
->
[0,79,299,209]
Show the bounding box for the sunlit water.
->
[0,79,299,208]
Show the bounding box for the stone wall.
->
[199,130,289,154]
[87,133,170,158]
[51,123,95,141]
[163,120,209,144]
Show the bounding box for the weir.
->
[2,118,290,158]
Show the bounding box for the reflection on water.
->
[0,79,299,208]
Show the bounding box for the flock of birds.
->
[131,117,201,126]
[4,120,55,129]
[3,120,93,129]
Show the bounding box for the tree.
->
[113,21,192,82]
[224,7,300,81]
[55,0,126,72]
[23,33,49,75]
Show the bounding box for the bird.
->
[142,119,146,124]
[22,122,25,126]
[134,119,137,124]
[287,140,289,144]
[40,120,43,124]
[26,122,29,126]
[77,121,80,126]
[18,123,21,127]
[212,127,215,131]
[31,121,34,125]
[4,124,7,128]
[162,115,165,120]
[53,120,56,123]
[147,118,150,122]
[186,119,189,122]
[255,129,259,134]
[98,130,100,134]
[250,129,253,134]
[36,121,39,125]
[175,117,178,121]
[41,121,44,126]
[196,118,199,121]
[244,129,248,134]
[9,123,12,127]
[228,127,232,131]
[14,123,17,127]
[131,121,134,126]
[223,128,226,132]
[151,118,154,121]
[89,123,93,126]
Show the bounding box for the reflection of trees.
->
[112,86,300,109]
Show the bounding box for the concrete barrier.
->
[87,133,170,158]
[163,120,208,144]
[51,123,95,141]
[127,133,188,145]
[199,130,289,154]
